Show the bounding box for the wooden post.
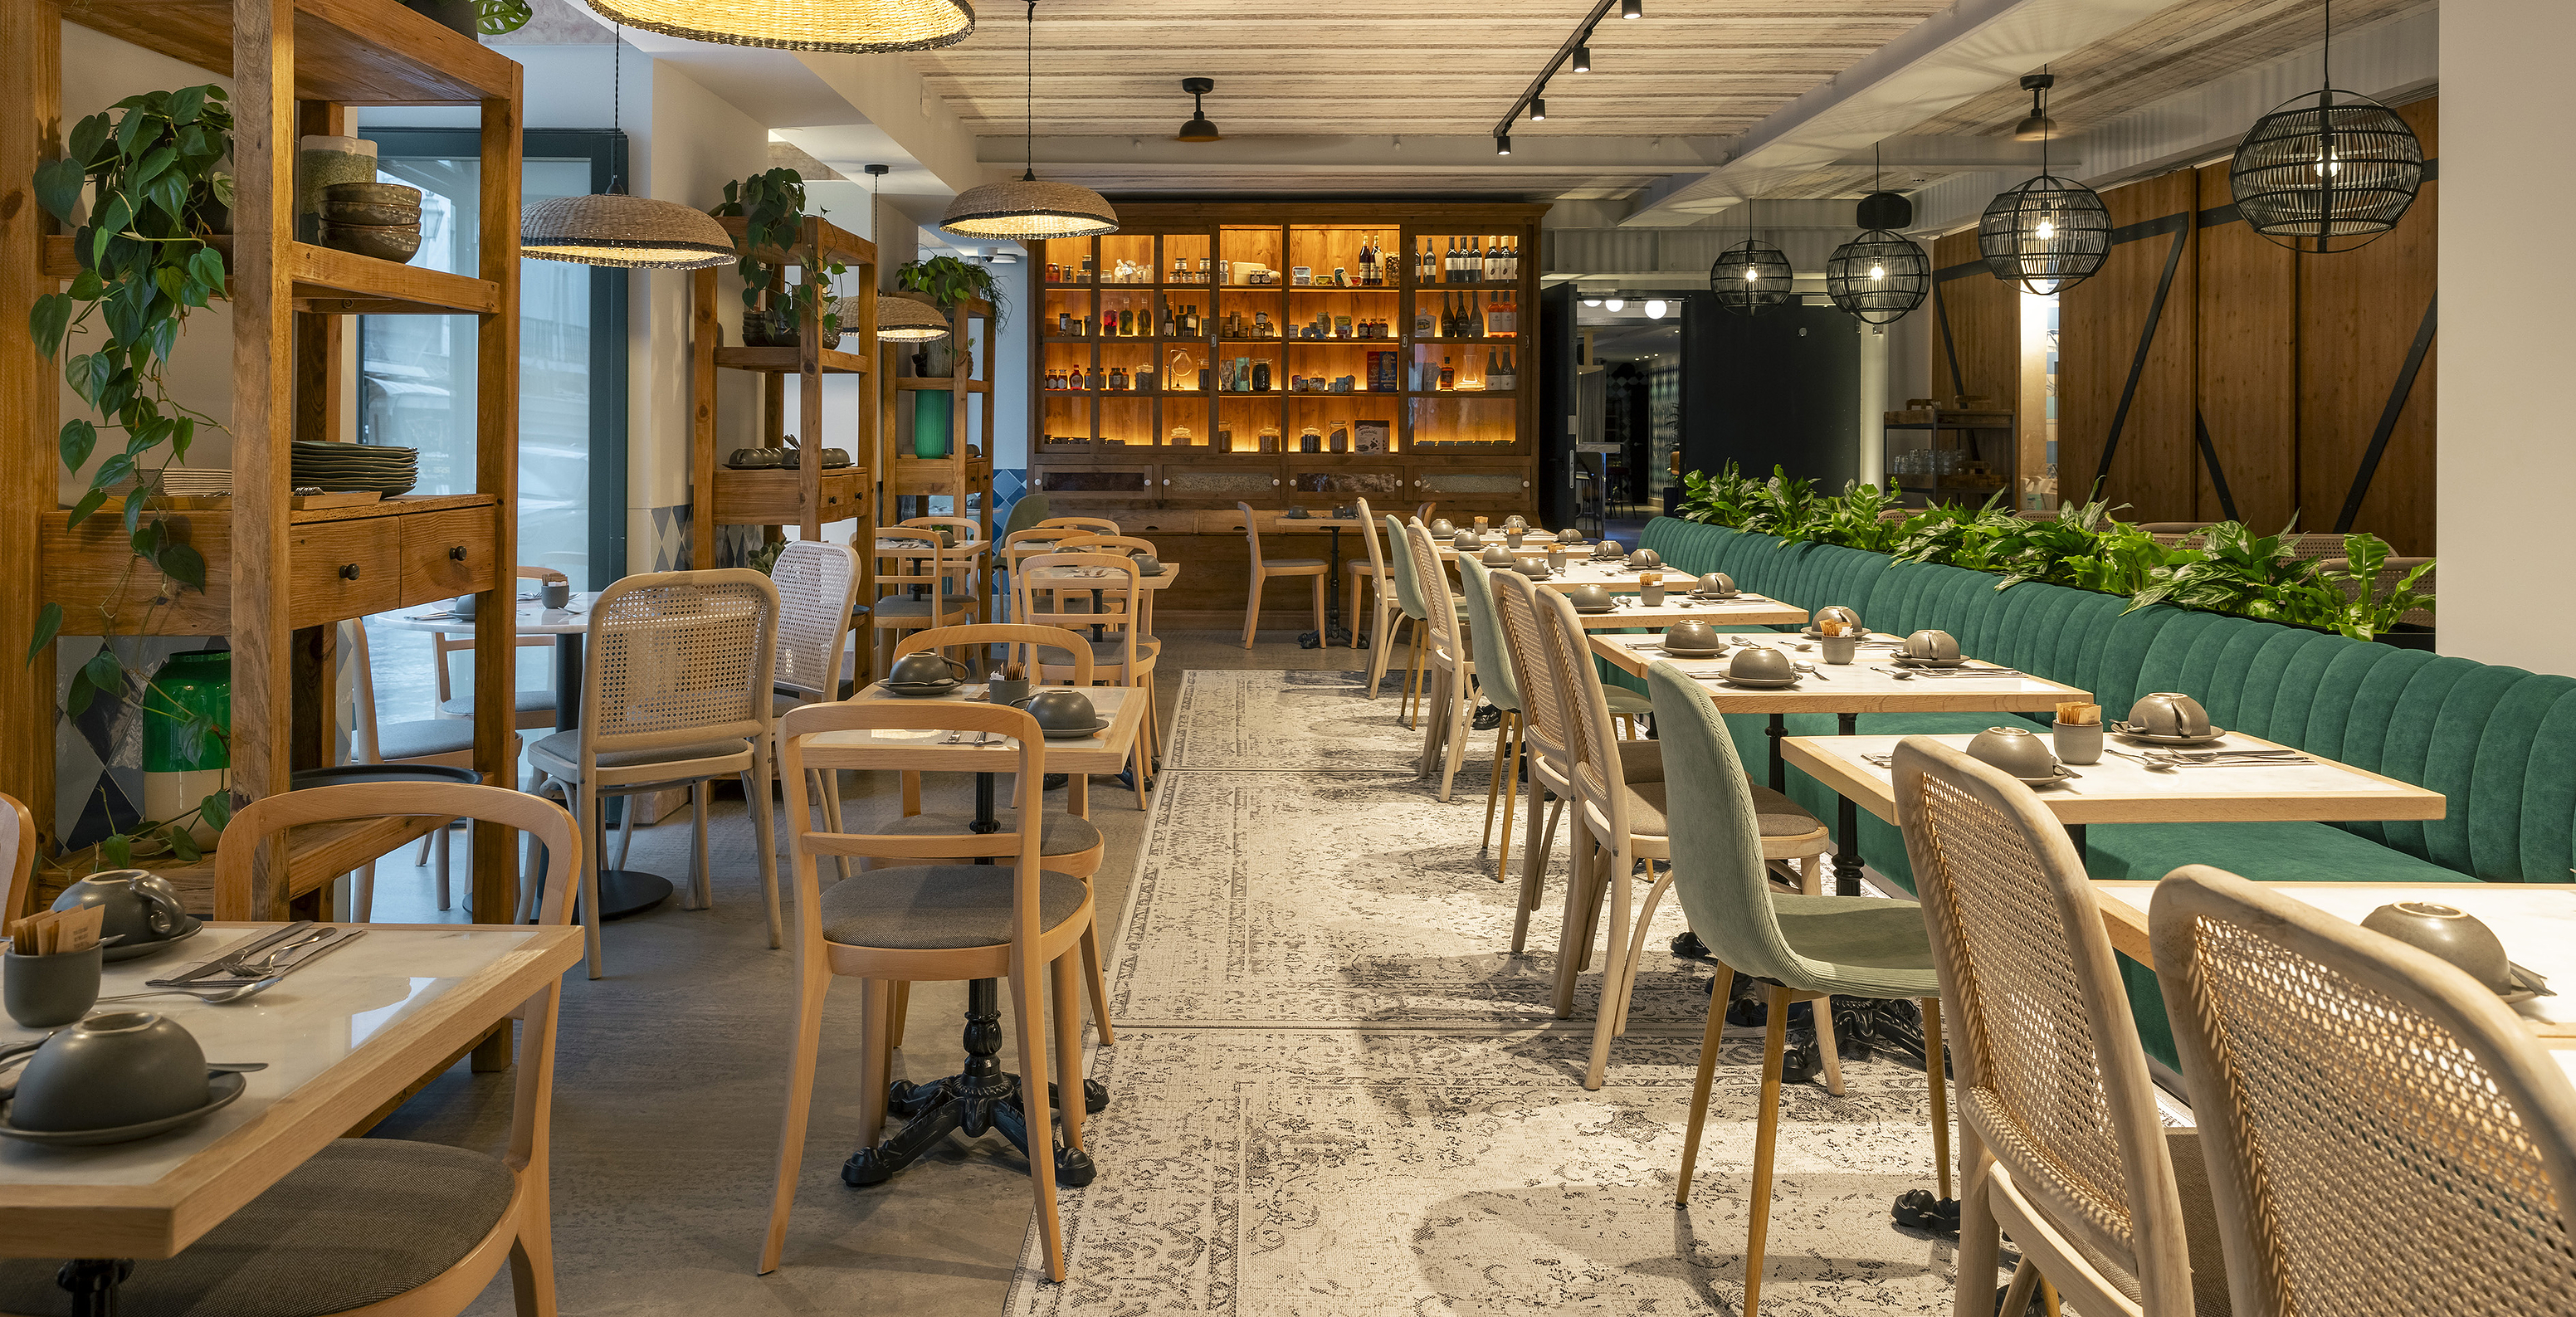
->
[233,0,297,916]
[0,0,61,848]
[798,219,822,544]
[690,266,718,570]
[471,71,523,1072]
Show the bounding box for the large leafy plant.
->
[708,168,846,340]
[24,85,237,864]
[894,254,1009,331]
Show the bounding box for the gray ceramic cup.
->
[8,1010,208,1131]
[453,593,477,620]
[1820,635,1861,665]
[1640,576,1665,607]
[2359,902,2515,993]
[1547,547,1569,573]
[542,578,571,609]
[2128,691,2213,738]
[987,677,1032,705]
[2053,719,2105,764]
[4,945,102,1028]
[1505,530,1525,548]
[1134,554,1162,575]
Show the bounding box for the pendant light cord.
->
[1021,0,1037,183]
[610,26,624,194]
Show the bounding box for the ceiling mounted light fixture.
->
[2227,0,2422,253]
[1495,134,1512,156]
[1174,77,1222,142]
[1710,237,1793,316]
[1621,0,1642,15]
[1977,67,2108,295]
[1530,95,1547,121]
[1826,146,1930,325]
[1572,37,1592,72]
[874,292,954,342]
[940,0,1119,241]
[522,29,734,269]
[584,0,968,52]
[1603,295,1625,312]
[2011,72,2059,142]
[987,249,1020,263]
[1642,298,1667,319]
[1581,294,1603,307]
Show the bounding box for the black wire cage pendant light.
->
[1709,236,1793,316]
[2227,0,2422,253]
[1977,72,2109,295]
[1825,149,1929,324]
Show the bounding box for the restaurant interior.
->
[4,0,2573,1314]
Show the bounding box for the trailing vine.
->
[708,168,845,342]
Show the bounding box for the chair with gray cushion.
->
[1650,661,1949,1317]
[525,569,781,979]
[767,699,1099,1285]
[1456,555,1526,878]
[344,617,520,915]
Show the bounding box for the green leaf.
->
[168,85,206,126]
[24,602,62,667]
[187,246,226,290]
[67,112,109,166]
[164,826,202,863]
[32,156,86,226]
[93,451,134,490]
[156,540,207,592]
[100,832,132,870]
[113,104,149,158]
[29,292,73,356]
[66,666,94,716]
[122,491,145,538]
[57,418,97,472]
[199,790,231,834]
[83,646,124,700]
[67,486,108,526]
[171,417,195,464]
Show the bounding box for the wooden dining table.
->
[0,922,579,1312]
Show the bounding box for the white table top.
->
[1023,563,1183,591]
[1543,594,1806,630]
[812,684,1143,773]
[0,925,550,1188]
[1590,631,2088,712]
[386,593,599,637]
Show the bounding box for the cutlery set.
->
[135,922,368,998]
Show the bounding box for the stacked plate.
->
[290,441,417,494]
[160,467,232,497]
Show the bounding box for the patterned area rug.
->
[1008,672,1976,1315]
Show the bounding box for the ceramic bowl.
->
[2127,692,2213,739]
[1026,688,1098,733]
[1134,555,1163,575]
[1968,726,2059,780]
[726,447,789,469]
[316,220,422,263]
[1815,605,1862,633]
[1451,531,1481,551]
[1663,620,1722,653]
[1625,549,1661,568]
[2360,902,2515,993]
[1593,540,1623,560]
[1902,629,1961,662]
[1728,646,1793,681]
[886,652,966,686]
[1566,584,1614,611]
[1697,573,1737,597]
[1515,560,1552,579]
[320,181,422,227]
[1479,545,1515,567]
[8,1011,208,1132]
[1502,515,1528,531]
[1429,519,1456,537]
[1556,529,1585,545]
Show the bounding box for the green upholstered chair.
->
[1379,514,1430,724]
[1403,519,1480,801]
[1457,554,1526,877]
[1649,661,1949,1317]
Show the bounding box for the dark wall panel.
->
[2059,171,2197,519]
[1684,300,1860,487]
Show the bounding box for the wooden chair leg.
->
[1364,599,1394,698]
[572,786,605,979]
[749,744,783,949]
[1309,573,1326,642]
[817,768,848,882]
[887,980,910,1049]
[1744,985,1792,1317]
[1513,790,1564,956]
[1436,671,1471,801]
[1550,837,1601,1018]
[1995,1259,2042,1317]
[1481,718,1510,852]
[759,958,834,1275]
[433,825,451,910]
[856,978,892,1156]
[1008,962,1066,1282]
[1051,952,1087,1154]
[1953,1130,2004,1317]
[1240,572,1263,648]
[1812,992,1847,1097]
[1582,841,1635,1090]
[1079,924,1116,1046]
[688,782,712,910]
[1611,864,1676,1039]
[1676,961,1736,1203]
[1495,715,1521,885]
[1922,995,1952,1200]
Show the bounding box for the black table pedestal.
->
[549,631,672,919]
[1830,713,1866,896]
[1300,525,1357,650]
[59,1260,129,1317]
[842,771,1109,1191]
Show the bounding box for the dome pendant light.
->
[585,0,968,53]
[523,29,734,270]
[2228,0,2422,253]
[874,292,954,343]
[1977,71,2109,295]
[1174,77,1222,143]
[941,0,1119,241]
[1710,233,1792,316]
[1826,146,1929,324]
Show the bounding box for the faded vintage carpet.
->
[1007,672,1974,1315]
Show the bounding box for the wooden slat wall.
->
[1965,96,2437,552]
[1930,231,2018,406]
[2057,171,2195,519]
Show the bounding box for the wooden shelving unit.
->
[2,0,523,929]
[688,216,879,574]
[1882,406,2017,506]
[880,296,995,605]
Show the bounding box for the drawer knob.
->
[339,563,362,580]
[449,545,467,561]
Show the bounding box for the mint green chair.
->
[1648,661,1950,1317]
[1457,555,1524,877]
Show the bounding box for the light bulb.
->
[1530,96,1546,121]
[1868,263,1886,280]
[2036,217,2056,240]
[1643,299,1667,319]
[1571,41,1591,73]
[1742,265,1758,282]
[1604,297,1624,311]
[1581,296,1602,307]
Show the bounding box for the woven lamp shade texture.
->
[1709,238,1793,316]
[1977,174,2111,295]
[522,194,734,270]
[2229,90,2422,253]
[1824,231,1929,324]
[583,0,971,52]
[940,178,1118,240]
[873,295,952,341]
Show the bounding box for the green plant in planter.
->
[24,85,237,860]
[894,254,1008,330]
[708,168,846,345]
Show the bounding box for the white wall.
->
[2438,1,2572,675]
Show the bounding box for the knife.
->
[148,920,315,988]
[268,928,364,979]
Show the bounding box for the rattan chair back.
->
[1401,520,1465,669]
[2151,865,2576,1317]
[1014,552,1144,675]
[1536,579,1629,844]
[772,540,860,703]
[1490,569,1571,775]
[1,792,36,929]
[580,570,779,768]
[1354,497,1388,590]
[1892,737,2193,1315]
[776,699,1051,888]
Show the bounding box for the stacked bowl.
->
[318,182,423,263]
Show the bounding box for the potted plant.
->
[708,168,846,349]
[893,254,1007,378]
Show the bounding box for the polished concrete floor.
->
[369,626,1374,1317]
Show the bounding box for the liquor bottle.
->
[1115,308,1130,336]
[1252,359,1272,392]
[1420,237,1435,284]
[1414,295,1435,338]
[1110,366,1128,391]
[1439,355,1456,389]
[1160,304,1174,337]
[1471,291,1485,336]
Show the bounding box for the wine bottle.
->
[1486,349,1500,388]
[1471,291,1485,336]
[1439,355,1455,389]
[1160,304,1174,337]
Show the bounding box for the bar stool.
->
[1232,501,1327,648]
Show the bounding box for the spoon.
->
[1791,661,1832,680]
[96,977,284,1005]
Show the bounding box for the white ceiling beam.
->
[996,134,1723,174]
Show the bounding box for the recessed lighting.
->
[1643,299,1667,318]
[1604,296,1624,311]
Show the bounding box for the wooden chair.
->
[765,700,1097,1283]
[1401,519,1478,801]
[347,617,522,915]
[770,541,862,876]
[1649,665,1949,1317]
[1037,515,1120,538]
[869,534,975,678]
[524,569,781,978]
[1232,501,1326,648]
[1016,551,1159,809]
[1377,513,1450,724]
[996,527,1071,625]
[0,790,34,931]
[1539,588,1829,1090]
[1893,738,2216,1317]
[2151,866,2576,1317]
[1340,500,1389,651]
[26,783,582,1317]
[432,565,568,727]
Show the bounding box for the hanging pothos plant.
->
[894,254,1008,331]
[708,168,845,344]
[23,85,239,864]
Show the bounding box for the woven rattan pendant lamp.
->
[1710,234,1793,317]
[584,0,969,52]
[872,293,952,342]
[522,31,734,270]
[1977,72,2109,295]
[1825,148,1929,325]
[2228,0,2422,253]
[940,0,1118,241]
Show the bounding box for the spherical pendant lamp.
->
[1977,175,2110,295]
[2227,1,2420,253]
[523,193,735,269]
[939,1,1119,241]
[872,294,953,342]
[1826,231,1928,324]
[1709,237,1792,316]
[583,0,970,52]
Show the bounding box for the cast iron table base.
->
[60,1260,129,1317]
[1299,525,1358,649]
[550,632,673,919]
